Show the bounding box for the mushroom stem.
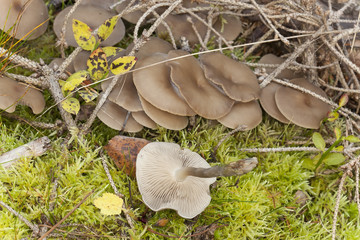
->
[175,157,258,181]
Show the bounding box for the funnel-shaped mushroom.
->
[133,52,195,116]
[136,142,258,219]
[53,5,125,47]
[97,100,143,132]
[275,78,331,129]
[0,76,45,114]
[200,52,260,102]
[167,50,234,119]
[218,101,262,130]
[0,0,48,40]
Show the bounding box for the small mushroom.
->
[274,78,331,129]
[200,52,260,102]
[131,111,157,129]
[0,76,45,114]
[167,50,234,119]
[138,95,188,130]
[97,100,143,132]
[259,82,290,124]
[258,54,303,79]
[218,101,262,130]
[133,52,195,116]
[136,142,258,219]
[0,0,48,40]
[212,15,243,42]
[53,5,125,47]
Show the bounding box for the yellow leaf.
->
[72,19,96,51]
[97,16,119,43]
[63,70,89,92]
[102,46,123,62]
[110,56,137,75]
[94,193,123,215]
[87,48,108,81]
[78,88,98,102]
[61,97,80,115]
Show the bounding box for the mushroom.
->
[131,111,158,129]
[274,78,331,129]
[156,14,208,45]
[138,95,188,130]
[200,52,260,102]
[73,50,91,72]
[0,76,45,114]
[97,100,143,132]
[259,82,290,124]
[258,54,303,79]
[133,52,195,116]
[80,0,118,12]
[133,37,174,59]
[167,50,234,119]
[53,5,125,47]
[212,15,243,42]
[218,101,262,130]
[114,0,145,24]
[0,0,48,40]
[136,142,258,219]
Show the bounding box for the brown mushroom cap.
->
[136,142,216,219]
[212,15,243,41]
[97,100,143,132]
[131,111,158,129]
[135,37,174,59]
[200,52,260,102]
[275,78,331,129]
[133,52,195,116]
[80,0,118,11]
[0,0,48,40]
[259,82,290,124]
[73,50,91,72]
[139,95,188,130]
[0,76,45,114]
[218,101,262,130]
[258,54,303,79]
[115,0,144,24]
[156,14,207,45]
[53,5,125,47]
[167,50,234,119]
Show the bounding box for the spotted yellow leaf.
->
[62,70,89,92]
[61,97,80,115]
[102,46,123,62]
[72,19,96,51]
[78,88,98,102]
[110,56,137,75]
[94,193,123,215]
[97,16,119,43]
[87,48,109,81]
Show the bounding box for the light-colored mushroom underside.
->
[136,142,216,219]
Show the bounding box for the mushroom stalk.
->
[175,157,258,181]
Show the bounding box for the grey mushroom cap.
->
[0,0,48,40]
[200,52,260,102]
[53,5,125,47]
[218,101,262,130]
[49,58,75,74]
[133,52,195,116]
[97,100,143,132]
[79,0,118,12]
[131,111,158,129]
[0,76,45,114]
[258,54,303,80]
[167,50,234,119]
[136,142,216,219]
[275,78,331,129]
[259,82,290,124]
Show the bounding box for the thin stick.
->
[38,190,94,240]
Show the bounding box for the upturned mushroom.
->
[136,142,258,219]
[200,52,260,102]
[274,78,331,129]
[0,76,45,114]
[0,0,48,40]
[167,50,234,119]
[53,5,125,47]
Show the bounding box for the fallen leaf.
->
[94,192,123,215]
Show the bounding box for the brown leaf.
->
[104,135,150,177]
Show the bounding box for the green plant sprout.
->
[302,94,360,172]
[60,16,137,115]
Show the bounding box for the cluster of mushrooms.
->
[0,0,331,131]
